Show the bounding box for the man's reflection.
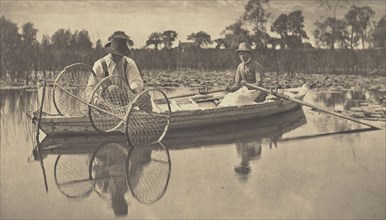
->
[91,143,130,217]
[126,145,152,190]
[90,142,171,215]
[234,139,262,181]
[38,135,172,216]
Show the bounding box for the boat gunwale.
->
[28,86,307,135]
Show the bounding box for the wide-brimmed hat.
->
[105,35,130,56]
[236,42,252,53]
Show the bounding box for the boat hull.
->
[37,107,306,155]
[28,88,306,136]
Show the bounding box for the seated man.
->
[225,42,266,103]
[85,32,144,107]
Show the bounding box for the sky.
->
[1,0,385,48]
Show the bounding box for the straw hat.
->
[105,35,130,56]
[236,42,252,53]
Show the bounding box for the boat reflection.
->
[34,107,306,200]
[163,107,307,148]
[163,107,306,181]
[35,141,171,217]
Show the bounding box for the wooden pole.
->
[244,83,382,130]
[36,77,49,192]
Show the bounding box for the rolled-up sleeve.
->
[85,61,102,102]
[125,58,144,92]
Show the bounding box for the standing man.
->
[225,42,266,102]
[86,33,144,105]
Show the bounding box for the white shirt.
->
[85,54,144,100]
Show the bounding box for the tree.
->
[145,32,163,50]
[250,30,270,49]
[0,16,22,80]
[221,20,251,49]
[314,17,349,49]
[287,10,308,40]
[51,28,72,50]
[51,29,74,67]
[271,10,308,49]
[356,6,375,48]
[344,5,375,49]
[243,0,270,48]
[271,14,288,49]
[21,22,38,45]
[21,22,39,80]
[286,35,304,49]
[187,31,212,48]
[39,34,54,72]
[72,30,92,50]
[108,31,134,47]
[69,30,93,64]
[214,38,227,49]
[373,15,386,48]
[317,0,352,49]
[162,30,177,49]
[345,5,361,49]
[318,0,352,19]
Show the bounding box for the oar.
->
[244,83,382,130]
[168,88,225,99]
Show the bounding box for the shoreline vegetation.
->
[1,48,385,90]
[1,70,385,92]
[1,70,385,123]
[2,69,384,122]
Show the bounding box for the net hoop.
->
[53,63,96,116]
[88,75,134,133]
[124,89,171,147]
[126,142,171,204]
[54,154,94,199]
[89,142,130,200]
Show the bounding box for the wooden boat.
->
[35,107,306,156]
[27,85,307,136]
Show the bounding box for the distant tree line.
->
[130,48,385,77]
[1,0,385,84]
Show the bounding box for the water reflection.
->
[34,140,171,217]
[234,140,262,175]
[311,89,386,110]
[2,88,383,152]
[163,107,307,148]
[1,90,37,145]
[163,108,307,181]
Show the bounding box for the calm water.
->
[1,88,385,219]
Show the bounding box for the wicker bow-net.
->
[53,63,95,116]
[54,154,94,199]
[126,142,171,204]
[53,63,171,146]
